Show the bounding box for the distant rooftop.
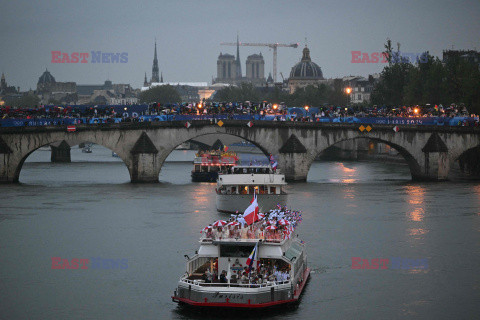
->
[142,82,208,91]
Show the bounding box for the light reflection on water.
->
[405,185,426,222]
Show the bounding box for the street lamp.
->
[345,87,352,106]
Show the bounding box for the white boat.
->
[216,165,287,213]
[82,146,92,153]
[171,208,310,310]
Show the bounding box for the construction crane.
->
[220,41,299,83]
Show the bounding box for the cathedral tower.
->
[151,40,160,83]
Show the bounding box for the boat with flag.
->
[191,150,239,182]
[216,164,287,213]
[171,200,309,310]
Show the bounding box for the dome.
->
[289,46,323,79]
[38,69,56,84]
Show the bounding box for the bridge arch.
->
[3,130,135,183]
[167,132,271,158]
[453,144,480,177]
[304,136,423,181]
[14,139,132,183]
[143,125,277,174]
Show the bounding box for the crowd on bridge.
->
[0,102,478,127]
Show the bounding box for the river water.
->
[1,146,479,319]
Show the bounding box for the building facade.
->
[343,74,379,105]
[216,53,238,83]
[0,73,19,96]
[288,46,328,94]
[213,40,267,87]
[36,69,76,103]
[442,49,480,67]
[245,53,266,86]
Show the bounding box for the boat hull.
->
[191,171,218,182]
[172,268,310,310]
[216,193,287,213]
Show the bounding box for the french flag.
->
[243,192,259,225]
[245,242,258,273]
[271,161,278,170]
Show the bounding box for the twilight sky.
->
[1,0,479,90]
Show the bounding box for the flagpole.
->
[227,258,231,286]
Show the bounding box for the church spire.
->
[235,34,242,79]
[151,39,160,83]
[160,72,163,83]
[1,72,5,89]
[144,72,148,86]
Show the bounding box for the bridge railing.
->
[0,116,479,131]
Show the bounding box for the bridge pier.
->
[278,153,314,182]
[0,137,14,183]
[129,153,161,182]
[412,132,450,181]
[50,141,71,163]
[277,134,315,182]
[129,132,161,183]
[412,153,450,181]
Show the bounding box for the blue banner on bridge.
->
[0,115,477,127]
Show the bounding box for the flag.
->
[271,161,278,170]
[245,242,258,273]
[243,192,259,225]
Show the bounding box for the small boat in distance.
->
[216,165,287,213]
[191,151,239,182]
[171,206,309,310]
[82,144,92,153]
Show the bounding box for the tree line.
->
[371,39,480,114]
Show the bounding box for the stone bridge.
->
[0,120,479,183]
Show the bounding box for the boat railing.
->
[179,277,291,289]
[200,236,289,245]
[193,157,237,165]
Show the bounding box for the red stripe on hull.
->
[172,267,310,309]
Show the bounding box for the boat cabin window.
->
[195,165,200,171]
[270,186,276,194]
[232,167,272,174]
[220,244,255,258]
